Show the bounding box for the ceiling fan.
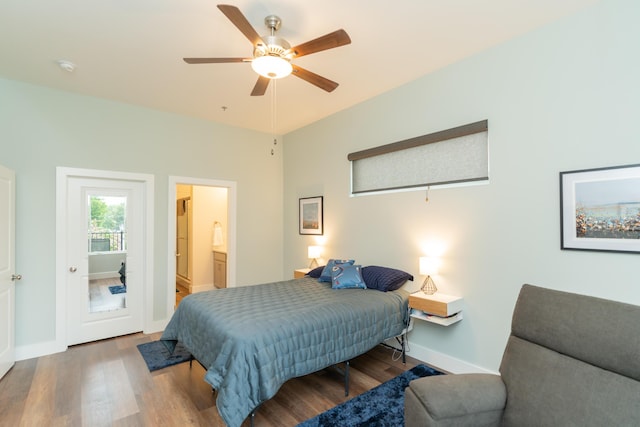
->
[184,4,351,96]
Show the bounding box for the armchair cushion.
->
[499,284,640,426]
[501,335,640,427]
[405,374,506,427]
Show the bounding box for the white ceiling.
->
[0,0,598,134]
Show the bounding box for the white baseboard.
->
[404,341,497,375]
[144,318,169,335]
[89,272,119,280]
[17,318,169,361]
[191,283,215,293]
[16,339,66,362]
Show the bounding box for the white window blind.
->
[349,120,488,195]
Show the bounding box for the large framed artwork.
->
[299,196,323,235]
[560,164,640,253]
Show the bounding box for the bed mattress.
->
[161,276,409,427]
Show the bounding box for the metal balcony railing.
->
[89,231,126,252]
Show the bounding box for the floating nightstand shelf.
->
[409,292,463,326]
[294,268,311,278]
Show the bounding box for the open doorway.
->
[174,184,228,305]
[167,177,236,314]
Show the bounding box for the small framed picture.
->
[560,164,640,253]
[299,196,323,235]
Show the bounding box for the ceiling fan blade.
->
[217,4,264,46]
[250,76,270,96]
[183,58,249,64]
[290,29,351,58]
[291,65,339,92]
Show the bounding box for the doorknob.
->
[69,267,77,273]
[11,274,22,281]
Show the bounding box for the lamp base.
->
[421,276,438,295]
[308,258,319,269]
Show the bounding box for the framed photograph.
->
[560,164,640,253]
[299,196,323,235]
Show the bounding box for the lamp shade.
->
[251,56,292,79]
[419,257,439,275]
[308,245,322,259]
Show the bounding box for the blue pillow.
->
[319,259,355,282]
[306,265,325,278]
[361,266,413,292]
[331,265,366,289]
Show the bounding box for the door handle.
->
[69,267,77,273]
[11,274,22,281]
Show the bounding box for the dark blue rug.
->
[137,340,192,371]
[108,285,126,294]
[298,364,444,427]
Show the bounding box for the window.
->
[348,120,488,195]
[88,195,127,252]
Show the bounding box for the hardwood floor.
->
[0,332,425,426]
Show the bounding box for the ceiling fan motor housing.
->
[253,14,293,61]
[254,35,292,59]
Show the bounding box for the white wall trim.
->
[191,283,215,293]
[167,176,237,320]
[144,319,169,335]
[55,167,154,353]
[15,339,64,361]
[88,272,120,280]
[406,340,497,375]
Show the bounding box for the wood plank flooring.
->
[0,332,426,427]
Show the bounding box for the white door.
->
[0,164,17,379]
[65,176,144,345]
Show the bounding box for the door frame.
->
[167,176,236,316]
[55,167,154,352]
[0,164,15,379]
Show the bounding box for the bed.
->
[161,265,412,427]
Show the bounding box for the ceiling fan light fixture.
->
[251,55,292,79]
[185,5,351,95]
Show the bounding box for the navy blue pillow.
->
[306,265,325,278]
[331,265,366,289]
[361,266,413,292]
[319,259,355,282]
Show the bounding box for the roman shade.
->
[349,120,488,195]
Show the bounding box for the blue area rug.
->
[298,364,444,427]
[137,340,192,371]
[108,285,126,294]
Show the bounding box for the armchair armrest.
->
[405,373,506,427]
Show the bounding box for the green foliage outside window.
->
[89,196,126,252]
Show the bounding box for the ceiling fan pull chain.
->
[271,80,277,156]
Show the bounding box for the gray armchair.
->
[405,284,640,426]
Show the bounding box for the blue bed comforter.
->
[161,276,409,427]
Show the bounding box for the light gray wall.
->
[283,0,640,372]
[0,79,284,349]
[89,253,126,278]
